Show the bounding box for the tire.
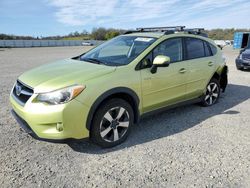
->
[236,66,243,71]
[201,78,221,107]
[90,98,134,148]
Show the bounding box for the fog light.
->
[56,122,63,132]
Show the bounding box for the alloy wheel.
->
[205,82,219,106]
[100,107,130,142]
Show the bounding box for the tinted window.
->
[204,42,211,56]
[209,43,217,55]
[185,38,205,59]
[153,38,183,63]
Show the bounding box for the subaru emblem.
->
[15,85,22,96]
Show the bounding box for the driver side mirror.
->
[151,55,170,74]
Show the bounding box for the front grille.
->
[242,53,250,60]
[243,63,250,66]
[12,80,34,105]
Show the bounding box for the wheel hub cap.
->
[111,120,119,129]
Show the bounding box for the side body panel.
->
[140,62,188,113]
[185,56,217,100]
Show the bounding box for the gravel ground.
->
[0,46,249,188]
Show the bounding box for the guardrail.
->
[0,40,104,48]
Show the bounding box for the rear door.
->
[183,37,216,99]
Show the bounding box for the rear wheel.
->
[201,78,220,107]
[90,98,134,148]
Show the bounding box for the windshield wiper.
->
[81,57,107,65]
[81,57,124,66]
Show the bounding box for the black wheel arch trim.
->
[86,87,140,131]
[211,65,228,93]
[220,65,228,93]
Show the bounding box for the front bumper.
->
[236,58,250,69]
[10,93,90,140]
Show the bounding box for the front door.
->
[140,38,188,113]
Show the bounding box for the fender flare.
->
[220,65,228,92]
[86,87,140,131]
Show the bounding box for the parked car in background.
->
[214,40,227,49]
[225,40,232,46]
[236,47,250,70]
[82,42,94,46]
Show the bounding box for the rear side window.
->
[185,38,205,59]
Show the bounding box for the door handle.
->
[208,62,214,66]
[179,68,187,74]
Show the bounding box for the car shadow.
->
[239,69,250,72]
[67,84,250,154]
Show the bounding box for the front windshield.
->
[80,36,156,66]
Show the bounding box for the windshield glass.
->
[80,36,156,66]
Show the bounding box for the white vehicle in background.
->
[214,40,227,49]
[82,41,94,46]
[225,40,232,45]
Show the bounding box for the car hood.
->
[19,59,116,93]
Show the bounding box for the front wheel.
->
[236,66,243,71]
[201,79,221,107]
[90,98,134,148]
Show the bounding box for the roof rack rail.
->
[184,28,208,37]
[184,28,205,34]
[136,26,186,32]
[124,26,208,37]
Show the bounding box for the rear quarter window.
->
[209,43,218,55]
[204,42,211,56]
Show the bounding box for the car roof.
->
[123,32,215,44]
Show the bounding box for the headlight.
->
[36,85,85,105]
[239,54,243,59]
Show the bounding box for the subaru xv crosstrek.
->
[10,27,228,148]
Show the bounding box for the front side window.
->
[185,38,206,59]
[80,36,156,66]
[140,38,183,68]
[153,38,183,62]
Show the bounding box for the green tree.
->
[91,27,107,40]
[105,30,120,40]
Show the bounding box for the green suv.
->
[10,26,228,147]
